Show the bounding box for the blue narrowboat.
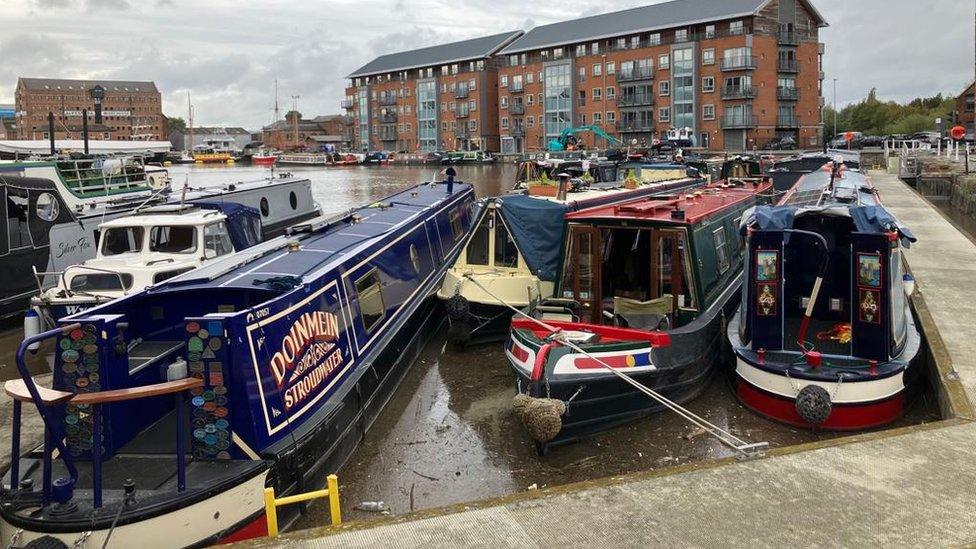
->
[0,181,475,547]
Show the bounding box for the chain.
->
[73,530,92,549]
[5,529,22,549]
[831,374,844,401]
[784,369,800,395]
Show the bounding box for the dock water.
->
[238,169,976,547]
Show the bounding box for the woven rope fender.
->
[513,393,566,443]
[795,385,832,425]
[445,293,469,320]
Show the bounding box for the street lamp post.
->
[832,78,837,140]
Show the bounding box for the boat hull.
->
[252,156,277,166]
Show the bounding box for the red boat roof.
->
[565,180,772,225]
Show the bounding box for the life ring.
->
[951,125,966,141]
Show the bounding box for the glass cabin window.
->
[466,218,490,266]
[204,221,234,258]
[102,226,144,255]
[449,209,463,241]
[70,273,134,291]
[6,188,31,249]
[150,225,197,254]
[890,249,907,350]
[356,269,385,332]
[713,227,730,273]
[494,220,519,268]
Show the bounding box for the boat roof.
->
[566,180,770,225]
[152,182,468,293]
[99,205,226,228]
[780,165,878,208]
[525,177,697,207]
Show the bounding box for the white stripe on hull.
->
[0,471,268,549]
[735,357,904,404]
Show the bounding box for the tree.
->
[166,117,186,135]
[822,89,953,143]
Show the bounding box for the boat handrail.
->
[34,264,131,299]
[8,322,201,508]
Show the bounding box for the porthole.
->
[289,191,298,210]
[36,192,59,221]
[260,197,270,217]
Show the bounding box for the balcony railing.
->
[510,82,525,93]
[616,68,654,82]
[511,127,525,137]
[720,114,758,128]
[605,25,754,52]
[456,108,470,118]
[617,94,654,107]
[778,31,799,46]
[378,95,397,106]
[778,59,800,73]
[721,56,758,71]
[619,122,654,133]
[777,87,799,101]
[777,115,799,128]
[341,99,354,109]
[510,103,525,115]
[380,112,397,123]
[456,128,471,139]
[721,85,757,100]
[455,87,469,99]
[379,129,398,141]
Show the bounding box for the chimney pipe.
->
[82,109,90,155]
[47,112,56,155]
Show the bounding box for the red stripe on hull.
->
[216,513,268,544]
[736,377,904,431]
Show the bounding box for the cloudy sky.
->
[0,0,972,129]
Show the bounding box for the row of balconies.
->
[499,112,803,137]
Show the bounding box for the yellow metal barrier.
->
[264,474,341,536]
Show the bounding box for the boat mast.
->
[187,91,194,154]
[274,79,280,149]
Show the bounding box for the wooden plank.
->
[4,379,74,405]
[71,378,203,405]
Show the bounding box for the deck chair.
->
[613,294,673,331]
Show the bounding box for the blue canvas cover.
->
[195,201,264,251]
[499,195,569,282]
[742,204,916,246]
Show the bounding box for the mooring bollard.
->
[264,474,342,537]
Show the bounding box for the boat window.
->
[493,218,519,268]
[70,272,134,291]
[102,226,144,256]
[356,269,386,332]
[150,225,198,254]
[658,229,697,310]
[6,188,31,249]
[449,209,463,241]
[204,221,234,258]
[35,192,59,222]
[890,249,907,351]
[465,216,490,266]
[153,267,194,284]
[713,227,730,274]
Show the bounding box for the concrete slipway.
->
[239,170,976,548]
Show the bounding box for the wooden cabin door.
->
[569,225,602,324]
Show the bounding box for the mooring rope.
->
[463,273,764,456]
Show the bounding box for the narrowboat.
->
[0,157,319,319]
[438,164,703,347]
[506,177,773,453]
[29,202,264,330]
[0,180,475,547]
[729,162,920,430]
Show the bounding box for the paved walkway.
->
[243,170,976,548]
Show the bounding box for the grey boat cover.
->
[741,204,916,246]
[195,201,263,251]
[498,194,568,282]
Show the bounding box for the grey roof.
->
[348,31,524,78]
[188,127,250,135]
[18,77,159,93]
[499,0,827,54]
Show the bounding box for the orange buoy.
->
[950,125,966,141]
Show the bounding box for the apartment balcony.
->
[777,86,799,101]
[778,59,800,73]
[619,122,654,133]
[778,31,799,46]
[721,85,757,100]
[617,94,654,108]
[341,99,354,110]
[510,103,525,115]
[456,128,471,139]
[455,87,469,99]
[616,68,654,82]
[776,115,799,128]
[720,114,758,129]
[380,112,398,123]
[379,126,398,141]
[378,95,397,106]
[510,82,525,93]
[720,56,758,71]
[511,127,525,137]
[456,108,470,118]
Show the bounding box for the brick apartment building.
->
[495,0,827,153]
[14,77,166,141]
[344,31,523,153]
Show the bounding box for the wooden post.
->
[264,487,278,537]
[328,474,342,525]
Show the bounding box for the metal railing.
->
[721,85,757,100]
[511,127,525,137]
[776,115,799,128]
[778,31,799,45]
[510,103,525,115]
[455,87,469,99]
[378,95,397,106]
[619,122,654,133]
[264,475,341,536]
[456,107,470,118]
[606,25,754,52]
[379,127,398,141]
[510,82,525,93]
[721,56,758,71]
[56,158,152,198]
[341,99,354,109]
[720,114,758,128]
[616,68,654,82]
[617,94,654,107]
[777,86,799,101]
[380,112,397,123]
[778,59,800,73]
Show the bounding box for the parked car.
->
[760,135,797,150]
[828,131,863,149]
[860,135,884,147]
[909,131,941,146]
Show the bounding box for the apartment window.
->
[501,117,509,129]
[527,116,535,128]
[593,88,602,101]
[702,76,715,93]
[630,36,640,49]
[579,113,586,124]
[441,121,448,131]
[730,20,744,35]
[554,47,564,59]
[593,63,602,76]
[509,55,519,67]
[441,66,448,76]
[703,104,715,120]
[501,75,508,87]
[527,94,534,105]
[469,79,476,90]
[441,103,447,112]
[659,81,670,96]
[591,42,600,55]
[649,33,661,46]
[702,48,715,65]
[526,72,534,84]
[451,64,459,75]
[450,82,456,92]
[501,96,508,108]
[606,87,616,100]
[469,100,476,111]
[469,120,477,131]
[615,38,626,50]
[659,54,670,70]
[578,67,586,82]
[675,29,688,42]
[593,112,602,124]
[606,111,616,123]
[440,83,447,93]
[659,107,671,122]
[705,24,716,38]
[451,120,457,129]
[576,44,586,57]
[604,62,614,75]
